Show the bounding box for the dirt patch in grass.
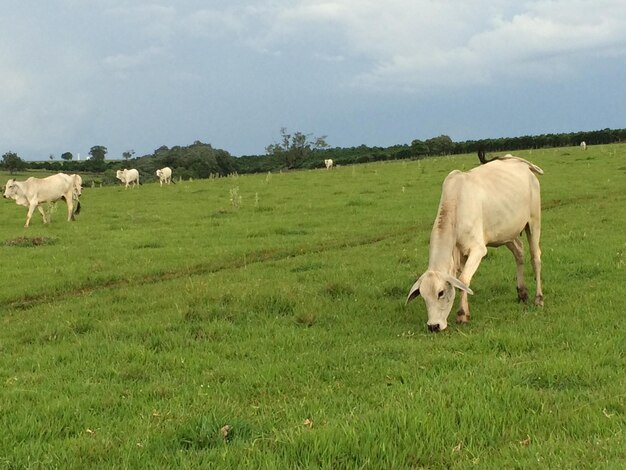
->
[4,236,56,247]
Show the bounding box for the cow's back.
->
[20,174,73,203]
[450,159,541,247]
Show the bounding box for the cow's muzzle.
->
[428,323,441,333]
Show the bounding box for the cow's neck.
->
[428,200,458,275]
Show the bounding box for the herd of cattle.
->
[2,153,552,331]
[2,167,173,227]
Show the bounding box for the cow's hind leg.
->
[505,238,528,302]
[525,223,543,306]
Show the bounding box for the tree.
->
[122,149,135,161]
[61,152,73,161]
[89,145,107,161]
[2,151,26,174]
[266,127,329,169]
[410,139,429,157]
[87,145,108,172]
[425,135,454,155]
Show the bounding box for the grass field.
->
[0,145,624,468]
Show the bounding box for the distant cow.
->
[406,152,544,332]
[116,169,140,189]
[3,173,81,227]
[580,141,587,150]
[156,167,172,186]
[324,159,334,169]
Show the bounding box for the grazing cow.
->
[406,151,544,332]
[3,173,81,227]
[580,141,587,150]
[116,169,140,189]
[324,159,334,170]
[70,174,82,197]
[156,167,172,186]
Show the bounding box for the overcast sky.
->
[2,1,626,160]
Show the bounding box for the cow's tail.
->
[477,149,497,164]
[74,200,81,215]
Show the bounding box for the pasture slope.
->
[0,145,624,468]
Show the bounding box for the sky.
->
[2,1,626,160]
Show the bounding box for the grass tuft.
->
[4,236,56,247]
[321,282,355,299]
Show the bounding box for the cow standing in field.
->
[116,169,140,189]
[324,159,334,170]
[580,141,587,150]
[406,151,544,332]
[3,173,82,227]
[156,167,172,186]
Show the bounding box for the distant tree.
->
[410,139,429,157]
[122,149,135,162]
[425,135,454,155]
[89,145,107,162]
[87,145,108,172]
[61,152,73,161]
[2,151,26,174]
[266,127,329,169]
[49,154,55,161]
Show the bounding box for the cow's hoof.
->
[517,286,529,303]
[456,311,470,324]
[534,295,544,307]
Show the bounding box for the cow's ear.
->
[444,275,473,295]
[406,274,425,304]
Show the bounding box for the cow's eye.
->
[437,290,445,299]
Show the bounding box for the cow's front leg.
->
[37,205,48,224]
[457,291,470,324]
[25,204,40,227]
[65,193,75,221]
[456,245,487,324]
[456,254,470,323]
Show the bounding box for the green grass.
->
[0,145,625,468]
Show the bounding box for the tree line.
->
[1,142,239,185]
[3,127,625,181]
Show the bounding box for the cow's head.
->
[3,179,18,199]
[156,169,162,177]
[406,270,473,332]
[71,175,82,197]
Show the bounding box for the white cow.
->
[406,153,544,332]
[116,169,140,189]
[156,167,172,186]
[3,173,81,227]
[324,159,334,170]
[70,174,83,197]
[580,141,587,150]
